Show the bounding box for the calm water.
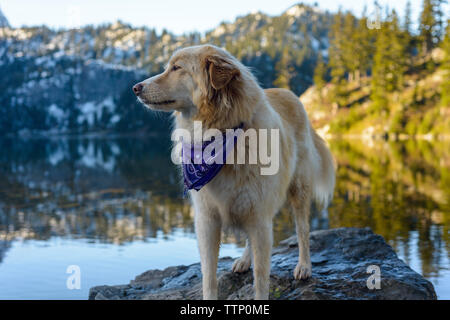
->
[0,136,448,299]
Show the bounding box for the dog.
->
[133,44,335,300]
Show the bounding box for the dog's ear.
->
[205,55,240,90]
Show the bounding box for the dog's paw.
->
[294,262,312,280]
[232,257,251,273]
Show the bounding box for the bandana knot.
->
[181,123,244,195]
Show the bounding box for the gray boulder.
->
[89,228,437,300]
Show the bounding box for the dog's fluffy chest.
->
[189,163,285,227]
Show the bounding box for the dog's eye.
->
[171,65,181,72]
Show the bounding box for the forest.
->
[305,0,450,138]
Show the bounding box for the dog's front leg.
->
[248,220,273,300]
[195,209,221,300]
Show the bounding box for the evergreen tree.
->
[371,21,390,111]
[404,1,413,34]
[434,0,447,44]
[294,23,311,66]
[371,10,406,112]
[403,1,414,57]
[328,10,345,80]
[353,7,375,82]
[328,10,348,107]
[313,52,327,92]
[342,12,358,81]
[273,46,291,89]
[419,0,445,53]
[440,20,450,107]
[388,11,407,91]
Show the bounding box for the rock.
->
[88,228,437,300]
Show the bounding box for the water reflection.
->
[0,137,448,297]
[0,137,192,244]
[328,139,449,283]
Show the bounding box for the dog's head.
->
[134,45,254,127]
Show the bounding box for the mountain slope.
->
[0,6,9,28]
[204,5,331,92]
[0,52,163,135]
[301,48,450,139]
[0,3,333,93]
[0,3,335,135]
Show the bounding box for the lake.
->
[0,136,448,299]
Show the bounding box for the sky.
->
[0,0,447,35]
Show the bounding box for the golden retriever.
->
[133,44,335,300]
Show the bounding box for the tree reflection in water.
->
[0,136,448,289]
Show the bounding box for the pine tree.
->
[389,11,407,91]
[328,10,345,80]
[434,0,447,44]
[294,23,310,66]
[440,20,450,107]
[403,1,414,58]
[419,0,444,53]
[273,46,291,89]
[342,12,358,81]
[403,1,412,34]
[371,10,406,113]
[371,20,390,112]
[313,52,327,92]
[328,10,348,107]
[353,7,375,82]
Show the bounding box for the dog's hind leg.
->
[195,209,221,300]
[232,239,251,273]
[288,180,312,280]
[247,220,273,300]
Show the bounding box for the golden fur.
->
[134,44,335,300]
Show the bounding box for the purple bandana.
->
[181,123,243,194]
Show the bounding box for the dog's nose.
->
[133,83,143,96]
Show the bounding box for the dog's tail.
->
[311,129,335,211]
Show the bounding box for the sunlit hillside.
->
[302,48,450,139]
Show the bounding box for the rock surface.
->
[89,228,437,300]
